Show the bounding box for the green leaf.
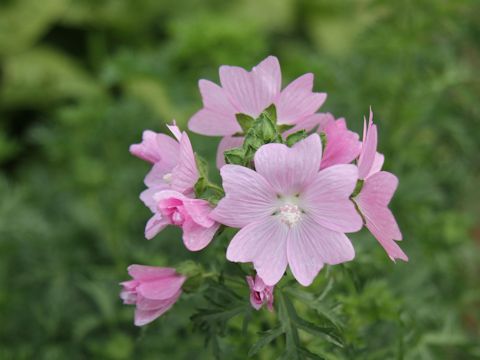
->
[248,327,284,357]
[295,317,344,348]
[286,130,307,147]
[350,179,364,198]
[236,113,255,133]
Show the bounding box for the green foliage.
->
[0,0,479,359]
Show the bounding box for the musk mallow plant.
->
[121,56,408,357]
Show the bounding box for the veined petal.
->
[368,152,384,178]
[182,198,216,228]
[358,171,399,207]
[171,132,199,194]
[254,134,322,195]
[355,171,406,261]
[302,164,362,233]
[189,108,241,136]
[145,213,169,240]
[284,113,333,137]
[287,215,355,286]
[320,119,361,169]
[220,56,280,118]
[182,221,220,251]
[210,165,277,228]
[137,277,186,300]
[226,217,288,286]
[134,290,181,326]
[358,111,378,179]
[127,265,176,280]
[198,79,237,115]
[216,135,244,169]
[275,73,327,124]
[144,162,173,187]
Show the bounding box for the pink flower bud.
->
[120,265,186,326]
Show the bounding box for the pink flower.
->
[137,123,199,211]
[246,275,274,311]
[354,110,408,261]
[319,114,361,169]
[188,56,327,167]
[211,134,363,286]
[145,190,220,251]
[120,264,186,326]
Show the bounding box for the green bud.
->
[224,147,246,165]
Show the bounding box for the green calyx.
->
[225,104,287,167]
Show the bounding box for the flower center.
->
[279,203,301,227]
[171,210,185,226]
[163,173,173,183]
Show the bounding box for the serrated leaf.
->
[248,326,284,357]
[295,317,344,348]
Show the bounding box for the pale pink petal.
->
[189,108,241,136]
[134,290,181,326]
[166,123,182,141]
[136,295,175,311]
[210,165,277,228]
[182,198,215,228]
[251,56,281,109]
[145,213,169,240]
[127,265,176,280]
[287,215,355,286]
[358,113,378,180]
[254,134,322,194]
[153,189,186,203]
[320,119,361,169]
[130,131,179,165]
[140,185,169,212]
[171,132,199,194]
[144,162,173,187]
[358,171,399,207]
[275,73,327,124]
[182,221,220,251]
[198,79,238,115]
[220,56,280,118]
[355,171,406,261]
[302,164,362,233]
[216,135,244,169]
[137,277,186,300]
[368,152,384,178]
[284,113,333,137]
[226,217,288,286]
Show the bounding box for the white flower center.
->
[279,203,301,227]
[163,173,172,183]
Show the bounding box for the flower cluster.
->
[120,56,407,326]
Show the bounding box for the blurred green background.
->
[0,0,479,359]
